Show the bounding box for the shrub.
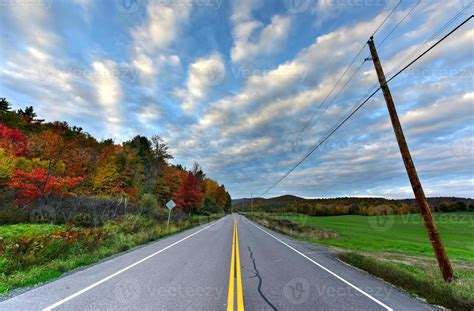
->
[0,227,108,275]
[139,193,158,216]
[0,205,29,224]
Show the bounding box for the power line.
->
[292,0,405,145]
[387,14,473,83]
[300,60,367,141]
[387,2,473,77]
[294,46,367,143]
[371,0,402,37]
[377,0,421,48]
[259,15,473,197]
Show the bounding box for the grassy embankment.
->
[246,212,474,310]
[0,213,223,296]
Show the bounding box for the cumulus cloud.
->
[175,53,226,113]
[89,60,123,139]
[230,0,291,63]
[130,1,191,87]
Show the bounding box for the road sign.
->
[166,200,175,232]
[166,200,175,210]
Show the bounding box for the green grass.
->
[270,212,474,261]
[0,224,65,240]
[339,253,474,310]
[246,212,474,310]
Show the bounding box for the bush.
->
[47,195,129,226]
[0,204,29,224]
[139,193,158,215]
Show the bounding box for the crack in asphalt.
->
[247,246,278,311]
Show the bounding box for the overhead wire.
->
[258,14,473,197]
[291,0,404,145]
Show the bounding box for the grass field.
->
[273,212,474,261]
[247,212,474,310]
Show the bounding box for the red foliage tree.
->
[173,171,204,214]
[0,123,27,156]
[8,168,83,206]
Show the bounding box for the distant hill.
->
[232,195,474,211]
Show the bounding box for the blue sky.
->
[0,0,473,199]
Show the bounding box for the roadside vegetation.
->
[0,99,229,296]
[245,212,474,310]
[0,214,222,296]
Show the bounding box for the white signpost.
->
[166,200,175,232]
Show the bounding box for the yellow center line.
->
[235,219,244,310]
[227,216,244,311]
[227,219,236,311]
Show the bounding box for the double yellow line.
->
[227,216,244,311]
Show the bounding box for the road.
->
[1,214,434,310]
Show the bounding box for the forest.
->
[0,97,231,226]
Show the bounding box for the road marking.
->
[43,218,226,311]
[235,219,244,310]
[248,220,393,311]
[226,220,236,311]
[227,216,245,311]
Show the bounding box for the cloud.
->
[89,60,123,138]
[175,53,226,113]
[129,1,192,87]
[230,1,291,63]
[138,104,161,125]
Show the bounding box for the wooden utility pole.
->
[367,37,454,282]
[251,193,253,213]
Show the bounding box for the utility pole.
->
[367,37,454,282]
[251,193,253,213]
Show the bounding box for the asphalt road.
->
[1,214,435,310]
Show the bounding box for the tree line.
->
[235,195,473,216]
[0,98,231,225]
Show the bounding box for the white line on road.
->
[43,217,227,311]
[248,219,393,311]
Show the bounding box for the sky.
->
[0,0,473,199]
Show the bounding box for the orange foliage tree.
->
[8,167,83,206]
[173,171,204,214]
[0,123,27,156]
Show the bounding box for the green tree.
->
[17,106,37,122]
[198,197,221,215]
[0,98,11,112]
[151,135,173,162]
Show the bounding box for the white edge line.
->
[43,217,226,311]
[248,219,393,311]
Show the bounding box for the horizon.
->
[232,194,474,201]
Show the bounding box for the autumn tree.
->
[9,167,83,206]
[155,164,180,206]
[215,185,229,210]
[124,135,158,193]
[173,171,204,214]
[92,145,137,197]
[0,124,27,156]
